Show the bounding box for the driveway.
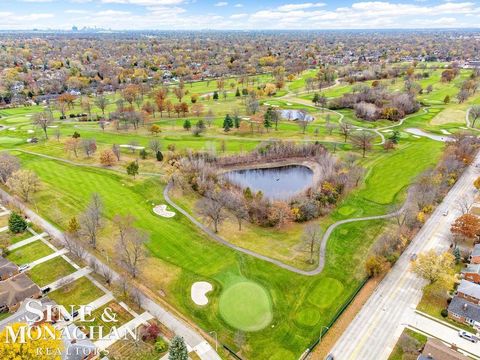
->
[330,152,480,359]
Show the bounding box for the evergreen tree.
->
[388,130,401,144]
[263,107,274,132]
[234,115,240,129]
[223,114,234,132]
[312,92,320,105]
[8,212,27,234]
[139,149,148,159]
[444,95,450,104]
[66,216,80,236]
[183,119,191,130]
[126,161,139,179]
[213,91,219,100]
[168,336,188,360]
[156,151,164,162]
[235,88,241,97]
[454,247,461,264]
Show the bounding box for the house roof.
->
[448,295,480,323]
[62,323,96,360]
[472,244,480,257]
[0,298,56,332]
[417,338,469,360]
[462,263,480,275]
[0,273,40,308]
[0,258,18,279]
[457,279,480,300]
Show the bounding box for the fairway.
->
[219,281,273,332]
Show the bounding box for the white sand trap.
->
[48,125,58,128]
[381,129,393,133]
[27,130,34,134]
[286,102,292,105]
[440,129,451,135]
[119,144,145,150]
[8,127,16,131]
[153,204,175,218]
[191,281,213,306]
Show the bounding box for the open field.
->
[48,276,105,307]
[26,256,76,287]
[6,240,54,264]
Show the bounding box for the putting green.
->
[219,281,273,332]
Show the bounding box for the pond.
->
[279,109,315,122]
[224,165,314,200]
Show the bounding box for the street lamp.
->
[209,331,218,352]
[319,326,329,343]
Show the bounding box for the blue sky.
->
[0,0,479,30]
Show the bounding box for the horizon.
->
[2,0,480,31]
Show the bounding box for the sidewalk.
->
[45,267,92,291]
[8,232,47,251]
[29,248,69,268]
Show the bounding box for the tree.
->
[126,161,139,179]
[149,139,161,154]
[80,193,103,249]
[64,137,80,158]
[0,322,63,360]
[197,195,226,233]
[234,115,241,129]
[443,95,450,104]
[302,224,323,264]
[95,95,108,116]
[66,216,80,237]
[469,105,480,128]
[81,139,97,157]
[99,149,116,167]
[451,213,480,240]
[6,169,40,202]
[213,91,219,100]
[339,121,353,142]
[388,130,400,144]
[365,255,386,277]
[351,131,375,157]
[0,153,20,184]
[139,149,147,159]
[32,111,53,139]
[183,119,191,131]
[474,176,480,190]
[173,86,185,102]
[169,336,188,360]
[8,212,28,234]
[156,151,164,162]
[114,214,147,278]
[223,114,234,132]
[412,250,455,284]
[150,124,161,136]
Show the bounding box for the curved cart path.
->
[164,182,405,276]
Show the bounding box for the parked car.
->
[325,355,334,360]
[442,209,449,216]
[18,264,30,272]
[41,287,51,295]
[459,330,478,343]
[71,310,79,319]
[410,253,417,261]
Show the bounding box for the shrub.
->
[8,212,28,234]
[155,338,169,353]
[441,309,448,318]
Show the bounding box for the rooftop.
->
[448,295,480,323]
[0,273,41,308]
[418,338,469,360]
[0,258,18,279]
[462,263,480,274]
[457,279,480,300]
[471,244,480,257]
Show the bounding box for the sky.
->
[0,0,479,30]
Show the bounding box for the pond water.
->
[224,165,314,200]
[279,109,315,122]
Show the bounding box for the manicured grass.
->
[6,240,54,264]
[219,280,273,332]
[27,256,76,287]
[0,231,33,245]
[48,277,105,307]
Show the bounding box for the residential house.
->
[417,338,469,360]
[456,279,480,305]
[0,298,57,332]
[62,323,97,360]
[470,244,480,264]
[0,258,19,281]
[0,273,41,312]
[462,263,480,284]
[447,295,480,329]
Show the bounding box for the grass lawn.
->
[107,338,165,360]
[0,231,33,245]
[48,277,105,307]
[0,216,8,228]
[27,256,76,287]
[6,240,54,264]
[76,301,134,335]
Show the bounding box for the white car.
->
[442,210,449,216]
[18,264,30,272]
[459,330,478,343]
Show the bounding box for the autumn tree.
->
[6,169,40,202]
[173,86,185,102]
[411,250,455,284]
[32,111,53,139]
[95,95,108,116]
[197,193,227,233]
[365,255,387,278]
[0,153,19,184]
[351,131,375,157]
[474,176,480,190]
[64,137,81,157]
[99,149,116,167]
[126,161,139,178]
[451,213,480,241]
[302,224,323,264]
[150,124,161,136]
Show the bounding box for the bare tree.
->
[350,131,375,157]
[80,193,103,249]
[6,169,40,202]
[95,95,108,117]
[197,193,227,233]
[114,214,147,278]
[303,224,323,264]
[456,195,473,215]
[470,105,480,128]
[224,192,249,231]
[338,121,353,142]
[0,153,20,184]
[32,111,53,139]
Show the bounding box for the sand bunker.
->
[191,281,213,306]
[153,204,175,218]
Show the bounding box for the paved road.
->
[0,187,221,360]
[330,151,480,359]
[164,182,405,276]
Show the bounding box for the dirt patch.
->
[309,276,383,359]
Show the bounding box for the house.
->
[0,273,41,312]
[62,323,97,360]
[470,244,480,264]
[0,258,19,281]
[417,338,469,360]
[456,279,480,304]
[447,295,480,329]
[0,298,57,332]
[462,263,480,284]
